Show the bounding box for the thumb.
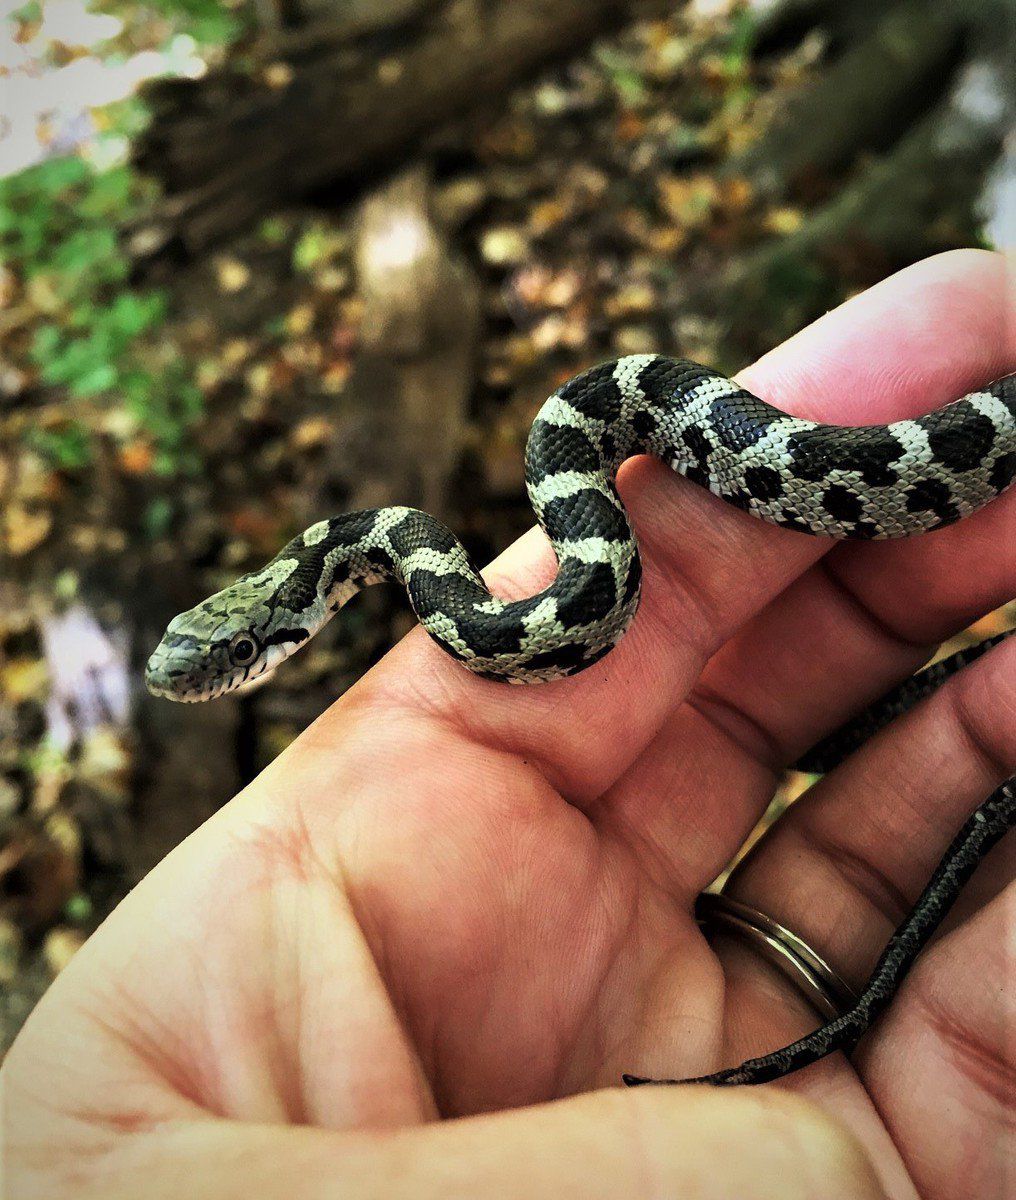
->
[42,1088,888,1200]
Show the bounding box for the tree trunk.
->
[735,0,962,199]
[133,0,640,257]
[715,59,1009,354]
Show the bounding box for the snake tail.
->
[624,776,1015,1087]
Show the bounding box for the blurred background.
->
[0,0,1013,1049]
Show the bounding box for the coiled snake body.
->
[147,353,1016,1086]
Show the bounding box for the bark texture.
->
[134,0,638,255]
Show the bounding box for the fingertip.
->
[739,249,1015,423]
[630,1085,890,1200]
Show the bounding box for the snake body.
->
[145,355,1016,698]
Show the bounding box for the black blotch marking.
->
[724,488,754,512]
[365,547,395,575]
[921,403,996,471]
[743,465,783,501]
[553,641,615,676]
[636,356,722,411]
[621,554,642,606]
[525,420,602,485]
[409,572,544,659]
[845,429,905,486]
[521,642,598,674]
[325,509,382,547]
[387,511,460,558]
[709,393,776,452]
[682,425,713,465]
[631,409,657,441]
[542,488,630,542]
[262,627,310,650]
[989,452,1015,493]
[582,642,615,668]
[460,616,529,658]
[853,520,881,539]
[785,429,837,481]
[273,510,387,612]
[777,509,813,534]
[406,569,484,622]
[787,427,905,488]
[822,484,864,523]
[904,478,959,524]
[326,559,351,595]
[558,363,623,425]
[839,432,911,487]
[551,559,618,629]
[275,547,331,612]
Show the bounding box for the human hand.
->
[5,250,1013,1200]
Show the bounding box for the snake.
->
[147,352,1016,1086]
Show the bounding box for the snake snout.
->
[144,648,188,700]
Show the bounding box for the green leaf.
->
[70,362,118,396]
[27,423,92,470]
[30,324,63,363]
[143,496,175,539]
[107,290,168,337]
[64,892,93,923]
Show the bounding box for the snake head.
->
[145,571,313,702]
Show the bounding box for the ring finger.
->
[724,627,1016,997]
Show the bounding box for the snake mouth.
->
[144,653,190,701]
[145,645,280,702]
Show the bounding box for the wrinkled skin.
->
[4,251,1014,1200]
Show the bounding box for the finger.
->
[598,519,1013,899]
[856,886,1014,1199]
[598,248,1014,886]
[686,500,1015,773]
[7,1087,889,1200]
[678,247,1015,770]
[726,621,1016,991]
[334,251,1010,804]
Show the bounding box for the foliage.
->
[1,150,201,471]
[0,0,255,475]
[138,0,246,45]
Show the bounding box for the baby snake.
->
[147,353,1016,1087]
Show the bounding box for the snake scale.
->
[147,353,1016,1087]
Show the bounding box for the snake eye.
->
[228,632,259,667]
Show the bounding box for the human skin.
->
[3,250,1013,1200]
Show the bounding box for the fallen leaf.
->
[118,441,155,476]
[481,226,530,266]
[4,504,52,556]
[657,173,719,228]
[43,927,85,974]
[286,304,315,336]
[764,206,805,235]
[292,417,335,450]
[262,62,293,89]
[215,257,251,294]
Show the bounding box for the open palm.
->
[6,250,1014,1200]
